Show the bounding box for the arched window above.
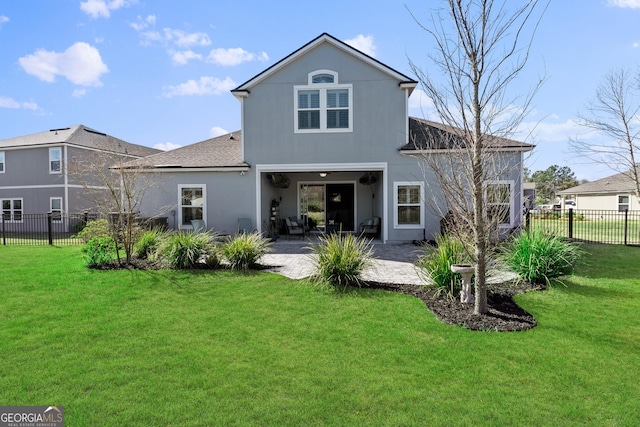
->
[308,70,338,85]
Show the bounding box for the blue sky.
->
[1,0,639,181]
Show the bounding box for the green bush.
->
[82,236,116,267]
[221,232,272,270]
[77,219,111,243]
[416,234,472,292]
[308,232,374,290]
[160,231,213,269]
[134,228,166,260]
[499,230,584,285]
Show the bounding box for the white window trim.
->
[2,198,23,223]
[50,197,63,222]
[49,147,62,174]
[294,69,353,134]
[393,181,424,229]
[485,180,515,228]
[178,184,206,229]
[618,194,630,212]
[0,151,4,174]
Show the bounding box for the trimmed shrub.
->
[499,230,584,285]
[82,236,116,267]
[308,232,374,290]
[160,231,213,269]
[416,234,472,292]
[134,228,166,260]
[221,232,272,270]
[77,219,111,243]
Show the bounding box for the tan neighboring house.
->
[557,170,639,211]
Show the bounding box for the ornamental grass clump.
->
[500,230,584,285]
[160,231,214,269]
[133,228,166,260]
[221,231,272,270]
[416,234,472,293]
[308,232,374,290]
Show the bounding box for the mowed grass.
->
[1,245,639,426]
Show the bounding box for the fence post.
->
[568,208,573,239]
[1,213,5,246]
[525,209,530,231]
[47,213,53,245]
[624,209,628,246]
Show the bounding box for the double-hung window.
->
[49,147,62,174]
[486,181,514,227]
[50,197,63,222]
[179,185,205,228]
[618,195,630,212]
[295,70,352,133]
[2,199,23,222]
[0,151,4,173]
[394,182,424,228]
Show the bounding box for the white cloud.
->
[18,42,109,86]
[0,96,39,110]
[0,15,9,28]
[162,76,236,97]
[140,28,211,48]
[207,48,269,66]
[130,15,155,31]
[171,50,202,65]
[72,88,87,98]
[408,88,435,114]
[80,0,137,19]
[344,34,377,57]
[153,141,182,151]
[210,126,228,137]
[607,0,640,8]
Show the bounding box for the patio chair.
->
[190,219,206,233]
[359,216,380,238]
[238,217,254,234]
[285,217,305,240]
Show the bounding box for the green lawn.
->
[1,245,639,426]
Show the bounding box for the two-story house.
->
[130,33,532,242]
[0,124,161,226]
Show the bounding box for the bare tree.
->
[409,0,546,314]
[570,68,640,198]
[69,140,160,265]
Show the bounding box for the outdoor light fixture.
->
[319,172,327,178]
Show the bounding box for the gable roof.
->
[401,117,534,152]
[0,124,161,158]
[121,131,248,170]
[232,33,417,96]
[558,170,638,195]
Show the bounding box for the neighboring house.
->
[0,125,161,226]
[523,182,536,210]
[558,170,640,211]
[130,33,532,242]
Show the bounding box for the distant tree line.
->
[525,165,584,205]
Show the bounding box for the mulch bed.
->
[365,280,544,332]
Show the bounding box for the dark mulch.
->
[365,280,545,332]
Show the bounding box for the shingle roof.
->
[0,124,161,157]
[123,131,247,169]
[401,117,533,151]
[558,170,638,195]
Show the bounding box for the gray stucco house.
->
[0,125,160,223]
[130,33,532,243]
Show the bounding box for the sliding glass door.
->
[299,183,355,232]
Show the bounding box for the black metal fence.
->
[1,213,99,245]
[526,208,640,246]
